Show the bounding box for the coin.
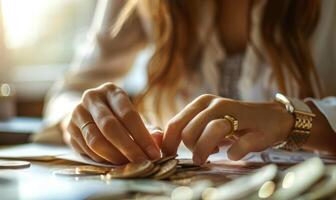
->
[154,155,178,165]
[76,166,110,175]
[107,160,154,179]
[178,159,199,167]
[54,168,96,176]
[170,171,196,180]
[141,166,160,178]
[176,165,202,173]
[0,160,31,169]
[155,168,176,180]
[153,159,178,180]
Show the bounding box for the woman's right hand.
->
[65,83,162,164]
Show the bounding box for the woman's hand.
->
[162,94,294,165]
[65,83,161,164]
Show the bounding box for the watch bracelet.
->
[277,112,314,151]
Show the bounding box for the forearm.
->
[303,101,336,155]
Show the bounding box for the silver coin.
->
[0,160,31,169]
[54,168,97,176]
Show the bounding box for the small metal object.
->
[223,115,238,138]
[153,159,178,180]
[80,121,95,131]
[153,155,177,165]
[107,160,154,179]
[75,165,110,175]
[54,169,94,177]
[140,166,160,178]
[0,160,31,169]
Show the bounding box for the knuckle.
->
[197,94,216,102]
[101,82,117,90]
[209,98,225,109]
[82,89,99,100]
[102,83,125,95]
[113,87,127,96]
[99,116,117,132]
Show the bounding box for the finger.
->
[227,131,270,161]
[162,94,215,156]
[69,137,85,154]
[73,106,128,164]
[150,131,163,149]
[181,107,220,151]
[218,139,234,146]
[212,146,220,154]
[82,92,149,162]
[218,129,251,145]
[192,119,232,165]
[67,123,106,162]
[105,86,160,159]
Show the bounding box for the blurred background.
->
[0,0,96,118]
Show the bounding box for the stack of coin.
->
[54,155,204,180]
[107,155,203,180]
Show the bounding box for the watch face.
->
[286,104,295,113]
[276,93,293,113]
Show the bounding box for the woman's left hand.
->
[161,94,294,165]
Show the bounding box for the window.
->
[0,0,96,98]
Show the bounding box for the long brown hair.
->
[114,0,322,125]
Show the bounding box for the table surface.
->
[0,157,259,200]
[0,159,173,200]
[4,143,327,200]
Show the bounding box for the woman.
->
[40,0,336,165]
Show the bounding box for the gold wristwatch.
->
[273,93,315,151]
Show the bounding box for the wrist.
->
[269,101,295,142]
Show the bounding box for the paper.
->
[0,143,71,161]
[57,153,117,167]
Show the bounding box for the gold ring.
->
[224,115,238,138]
[80,121,95,131]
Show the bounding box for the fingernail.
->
[146,146,161,160]
[193,156,203,165]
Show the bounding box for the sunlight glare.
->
[1,0,67,49]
